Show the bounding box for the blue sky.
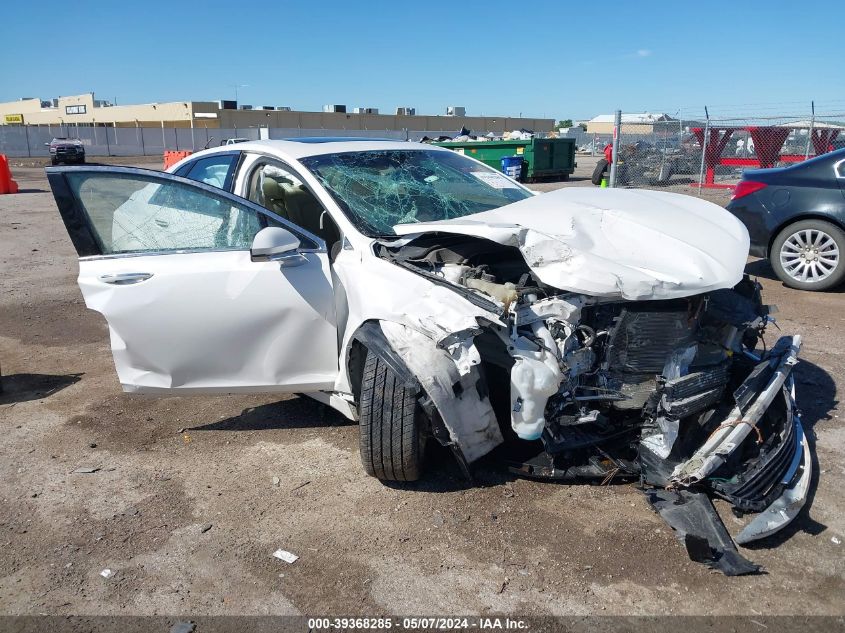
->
[2,0,843,121]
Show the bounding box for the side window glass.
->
[66,173,267,254]
[247,161,341,246]
[178,154,238,189]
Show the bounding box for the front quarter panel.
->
[333,245,507,463]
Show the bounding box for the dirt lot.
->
[0,160,843,617]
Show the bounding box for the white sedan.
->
[46,139,809,574]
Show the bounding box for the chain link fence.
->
[582,106,845,193]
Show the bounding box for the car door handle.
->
[98,272,154,285]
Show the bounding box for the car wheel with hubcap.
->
[771,219,845,291]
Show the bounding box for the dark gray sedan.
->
[726,148,845,290]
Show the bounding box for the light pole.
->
[234,84,249,105]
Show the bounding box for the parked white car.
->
[47,139,808,574]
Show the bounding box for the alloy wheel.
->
[779,228,840,283]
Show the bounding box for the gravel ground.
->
[0,159,843,616]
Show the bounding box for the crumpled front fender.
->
[350,319,504,465]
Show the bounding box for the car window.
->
[175,154,238,189]
[299,149,532,237]
[246,160,341,246]
[65,172,274,255]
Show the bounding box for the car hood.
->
[393,187,750,300]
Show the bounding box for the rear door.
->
[47,165,339,393]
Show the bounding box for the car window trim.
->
[46,165,327,260]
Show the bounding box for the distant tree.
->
[557,119,574,129]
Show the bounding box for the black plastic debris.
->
[645,488,762,576]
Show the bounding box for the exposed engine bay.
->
[376,233,809,576]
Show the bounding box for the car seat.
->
[260,173,292,221]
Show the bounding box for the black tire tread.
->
[359,350,422,481]
[591,159,608,185]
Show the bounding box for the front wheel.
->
[359,349,426,482]
[770,219,845,291]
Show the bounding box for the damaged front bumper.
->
[644,337,810,574]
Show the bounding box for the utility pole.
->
[696,106,711,197]
[805,100,815,159]
[608,110,621,187]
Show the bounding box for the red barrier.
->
[689,126,834,189]
[163,150,193,170]
[0,155,19,194]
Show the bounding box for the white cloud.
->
[635,49,652,57]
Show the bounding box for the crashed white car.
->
[47,139,809,574]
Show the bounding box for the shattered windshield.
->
[300,149,532,237]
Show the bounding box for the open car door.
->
[46,166,339,393]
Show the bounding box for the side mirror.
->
[44,142,51,147]
[250,227,304,266]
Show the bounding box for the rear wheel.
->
[359,349,425,482]
[770,219,845,291]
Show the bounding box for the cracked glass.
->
[67,173,271,254]
[300,149,532,237]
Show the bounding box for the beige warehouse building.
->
[586,112,679,135]
[0,92,554,134]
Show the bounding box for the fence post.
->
[804,100,815,159]
[24,125,31,158]
[696,106,710,197]
[608,109,621,187]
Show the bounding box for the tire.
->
[591,159,608,185]
[770,219,845,291]
[359,349,425,481]
[50,157,58,166]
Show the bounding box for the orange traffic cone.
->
[0,155,19,194]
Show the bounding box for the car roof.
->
[191,138,448,161]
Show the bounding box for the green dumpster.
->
[432,137,576,182]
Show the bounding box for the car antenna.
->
[203,137,215,150]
